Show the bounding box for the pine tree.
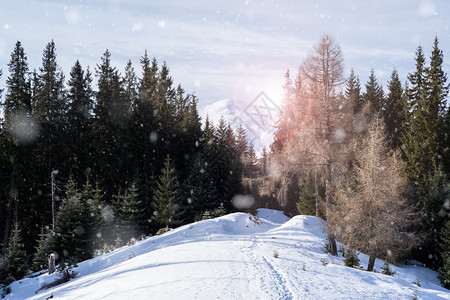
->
[183,153,220,221]
[362,69,384,113]
[31,41,67,234]
[154,62,175,131]
[66,61,94,176]
[296,175,316,216]
[383,68,405,150]
[235,122,248,161]
[2,223,28,281]
[32,40,65,123]
[113,182,145,241]
[123,59,138,115]
[406,46,426,111]
[3,41,39,258]
[81,178,103,250]
[2,42,32,253]
[403,39,448,196]
[4,41,31,126]
[244,142,258,178]
[425,36,449,164]
[67,61,93,126]
[439,218,450,289]
[32,227,53,272]
[345,69,362,114]
[52,177,97,267]
[203,115,215,145]
[132,52,158,205]
[444,105,450,175]
[92,50,129,198]
[153,155,183,229]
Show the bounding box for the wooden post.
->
[48,253,56,274]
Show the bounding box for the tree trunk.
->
[367,256,376,271]
[325,160,337,256]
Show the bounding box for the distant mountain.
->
[199,96,282,155]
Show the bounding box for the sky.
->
[0,0,449,108]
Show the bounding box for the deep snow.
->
[5,209,449,299]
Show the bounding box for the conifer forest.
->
[0,32,449,291]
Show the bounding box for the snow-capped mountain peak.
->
[200,96,282,155]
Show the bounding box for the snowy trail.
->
[6,209,450,300]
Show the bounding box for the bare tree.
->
[333,116,422,271]
[264,35,349,255]
[300,34,346,255]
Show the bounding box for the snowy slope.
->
[6,209,449,300]
[199,99,281,155]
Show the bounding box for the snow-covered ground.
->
[6,209,449,299]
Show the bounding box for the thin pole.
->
[51,170,55,231]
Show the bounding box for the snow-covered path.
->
[7,209,450,299]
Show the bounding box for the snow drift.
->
[5,209,449,299]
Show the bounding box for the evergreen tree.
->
[203,115,215,145]
[94,49,120,124]
[439,218,450,289]
[2,223,28,281]
[235,122,248,160]
[216,116,228,142]
[444,105,450,175]
[3,41,39,258]
[66,61,94,176]
[32,227,53,272]
[131,52,158,208]
[154,62,176,131]
[403,39,448,195]
[52,177,98,267]
[113,181,145,241]
[2,41,33,251]
[81,178,103,250]
[406,46,427,112]
[32,40,65,123]
[92,50,129,197]
[244,142,258,178]
[362,69,384,113]
[425,36,449,165]
[183,153,220,221]
[296,175,316,216]
[345,69,362,114]
[180,94,202,150]
[67,61,93,126]
[123,59,138,114]
[383,68,405,150]
[153,155,183,229]
[31,41,67,232]
[4,41,31,125]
